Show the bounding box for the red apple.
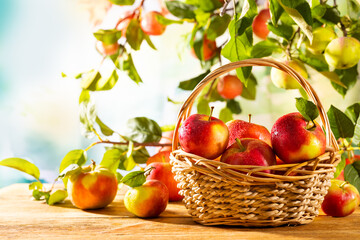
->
[252,9,270,39]
[146,162,183,201]
[67,163,118,210]
[179,111,229,159]
[96,41,119,56]
[140,11,166,36]
[146,151,171,165]
[226,118,272,148]
[220,138,276,173]
[191,35,217,61]
[124,179,169,218]
[217,75,243,99]
[321,179,360,217]
[271,112,326,163]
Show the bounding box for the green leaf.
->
[312,4,340,25]
[331,66,358,97]
[116,52,143,84]
[353,117,360,146]
[344,161,360,193]
[165,1,196,19]
[194,9,211,27]
[96,116,114,136]
[327,105,355,139]
[97,70,119,91]
[269,0,284,26]
[167,97,183,104]
[226,99,242,114]
[345,103,360,123]
[334,155,346,179]
[32,190,50,201]
[267,22,294,40]
[79,100,97,137]
[29,182,43,190]
[251,40,282,58]
[277,0,313,43]
[161,125,175,132]
[59,150,87,173]
[0,158,40,180]
[125,117,162,143]
[108,0,135,5]
[79,90,90,104]
[61,72,67,77]
[116,172,123,183]
[178,71,210,90]
[198,0,223,12]
[144,34,157,50]
[295,97,319,121]
[120,170,146,188]
[126,19,144,51]
[197,98,210,115]
[206,14,231,41]
[219,107,233,123]
[93,29,122,45]
[155,13,184,25]
[240,74,257,100]
[100,149,122,173]
[47,190,68,205]
[298,51,328,72]
[58,164,82,183]
[80,70,102,91]
[222,20,253,85]
[111,145,149,165]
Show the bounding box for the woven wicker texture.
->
[170,58,341,227]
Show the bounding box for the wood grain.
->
[0,184,359,239]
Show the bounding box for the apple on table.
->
[67,161,118,210]
[322,179,360,217]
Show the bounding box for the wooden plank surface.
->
[0,184,360,239]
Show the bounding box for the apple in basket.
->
[226,116,272,147]
[271,112,326,164]
[179,107,229,159]
[220,138,276,173]
[321,179,360,217]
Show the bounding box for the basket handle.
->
[172,58,339,152]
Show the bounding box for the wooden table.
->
[0,184,359,239]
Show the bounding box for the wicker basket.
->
[170,58,341,227]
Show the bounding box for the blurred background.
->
[0,0,359,187]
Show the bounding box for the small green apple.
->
[324,37,360,69]
[270,60,308,89]
[306,26,337,54]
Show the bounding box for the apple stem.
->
[235,138,246,152]
[208,106,214,122]
[248,114,252,123]
[91,160,96,171]
[305,120,316,130]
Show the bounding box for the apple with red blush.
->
[271,112,326,164]
[321,179,360,217]
[146,162,183,201]
[179,107,229,159]
[220,138,276,173]
[146,151,171,165]
[140,11,166,36]
[217,75,243,100]
[124,179,169,218]
[252,8,270,39]
[226,116,272,148]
